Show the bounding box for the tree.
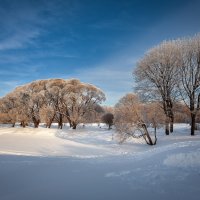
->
[102,113,114,129]
[177,35,200,135]
[44,79,67,129]
[39,105,55,128]
[0,95,18,127]
[59,79,106,129]
[134,40,180,135]
[114,93,157,145]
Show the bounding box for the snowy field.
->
[0,123,200,200]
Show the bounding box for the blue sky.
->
[0,0,200,105]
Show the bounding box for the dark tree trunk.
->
[48,114,56,128]
[34,120,40,128]
[57,114,63,129]
[21,121,26,128]
[32,117,40,128]
[163,99,174,134]
[191,113,196,136]
[170,114,174,133]
[142,124,157,145]
[165,116,170,135]
[72,122,77,129]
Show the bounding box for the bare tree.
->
[15,81,46,128]
[0,95,18,127]
[44,79,67,129]
[60,79,106,129]
[114,93,157,145]
[134,40,180,135]
[177,35,200,135]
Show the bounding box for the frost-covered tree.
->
[177,35,200,135]
[44,79,67,129]
[134,40,180,135]
[114,93,157,145]
[59,79,106,129]
[0,93,20,127]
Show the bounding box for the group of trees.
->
[134,34,200,136]
[0,79,106,129]
[0,34,199,145]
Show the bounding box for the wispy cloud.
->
[0,1,50,51]
[0,30,40,51]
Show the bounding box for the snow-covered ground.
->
[0,123,200,200]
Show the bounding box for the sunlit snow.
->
[0,123,199,200]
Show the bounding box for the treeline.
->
[0,79,106,129]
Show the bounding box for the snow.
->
[0,123,200,200]
[164,151,200,167]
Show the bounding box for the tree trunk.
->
[66,115,72,128]
[57,114,63,129]
[58,122,63,129]
[72,122,77,129]
[165,116,170,135]
[170,115,174,133]
[164,99,174,134]
[21,121,26,128]
[48,114,55,128]
[142,124,157,145]
[191,113,196,136]
[34,120,40,128]
[32,115,40,128]
[72,124,77,129]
